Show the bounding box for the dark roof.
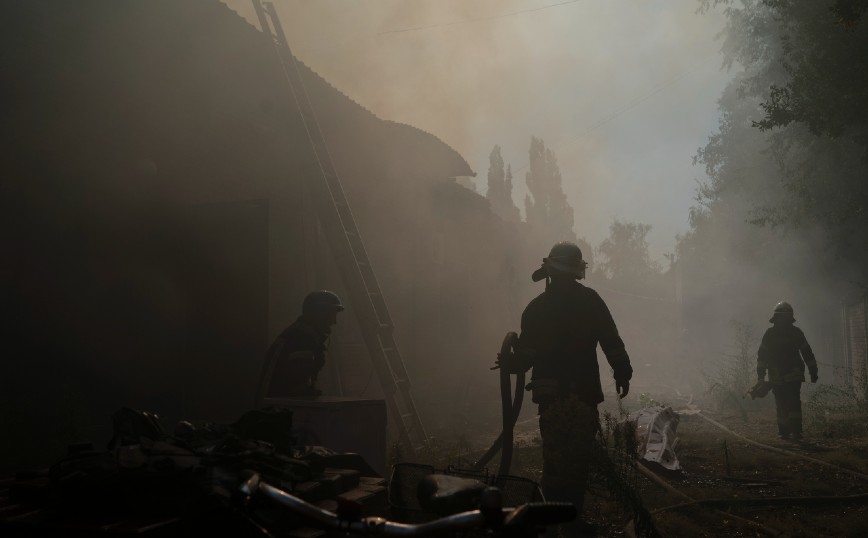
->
[0,0,474,200]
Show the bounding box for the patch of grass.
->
[805,365,868,438]
[638,393,670,408]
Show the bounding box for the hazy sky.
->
[227,0,731,260]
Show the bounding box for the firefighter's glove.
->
[810,372,818,383]
[616,379,630,399]
[494,351,533,374]
[756,366,766,383]
[748,380,773,399]
[611,362,632,399]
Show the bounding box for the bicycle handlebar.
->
[240,474,575,537]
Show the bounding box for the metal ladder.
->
[251,0,428,457]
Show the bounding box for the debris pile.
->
[1,407,385,537]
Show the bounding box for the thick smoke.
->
[226,0,731,258]
[5,0,860,480]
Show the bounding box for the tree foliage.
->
[696,0,868,274]
[596,219,662,286]
[485,145,520,222]
[524,137,576,243]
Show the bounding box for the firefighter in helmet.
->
[501,241,633,536]
[260,290,344,399]
[757,301,818,440]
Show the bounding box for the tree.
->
[698,0,868,276]
[485,145,520,222]
[596,219,661,286]
[502,164,520,223]
[672,1,866,382]
[524,137,576,243]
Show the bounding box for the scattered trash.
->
[1,407,386,536]
[627,406,681,471]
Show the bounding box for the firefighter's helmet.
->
[769,301,795,324]
[531,241,588,282]
[303,290,345,316]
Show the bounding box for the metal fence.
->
[842,294,868,389]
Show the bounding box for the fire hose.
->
[472,332,524,476]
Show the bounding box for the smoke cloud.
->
[226,0,731,259]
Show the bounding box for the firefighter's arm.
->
[799,331,818,382]
[596,294,632,397]
[757,334,769,381]
[609,349,632,399]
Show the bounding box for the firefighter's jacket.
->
[519,280,632,406]
[264,317,327,397]
[757,324,818,385]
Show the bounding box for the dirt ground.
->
[424,398,868,538]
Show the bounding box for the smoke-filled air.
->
[2,1,867,537]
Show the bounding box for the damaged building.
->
[1,0,528,470]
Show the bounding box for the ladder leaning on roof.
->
[250,0,428,458]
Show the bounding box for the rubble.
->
[0,407,385,537]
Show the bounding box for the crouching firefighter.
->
[499,241,633,537]
[257,290,344,402]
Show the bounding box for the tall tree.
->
[524,137,547,230]
[670,1,865,379]
[544,148,576,242]
[698,0,868,275]
[524,137,577,243]
[486,145,505,205]
[502,164,520,223]
[485,145,520,222]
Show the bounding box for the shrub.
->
[703,321,769,421]
[804,365,868,437]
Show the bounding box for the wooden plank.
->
[323,468,360,490]
[337,487,375,504]
[359,476,386,486]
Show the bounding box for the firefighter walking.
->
[501,241,633,537]
[757,301,818,440]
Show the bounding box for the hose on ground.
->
[698,413,868,482]
[635,462,783,536]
